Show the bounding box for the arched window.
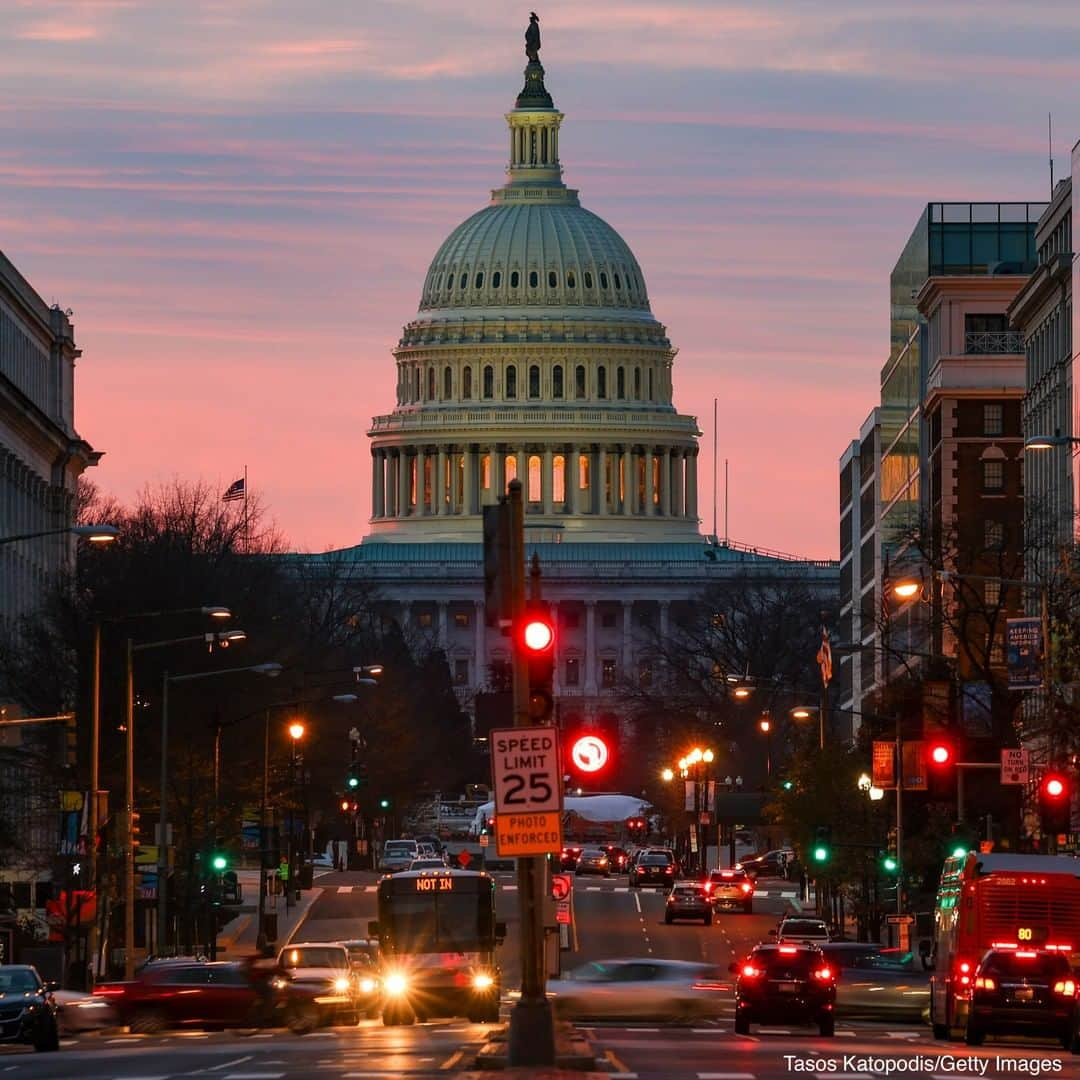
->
[597,365,607,399]
[567,271,576,289]
[414,367,421,401]
[443,365,452,399]
[548,270,557,288]
[492,271,502,289]
[506,364,517,399]
[510,270,519,289]
[528,454,542,502]
[541,127,548,162]
[584,271,593,289]
[575,364,586,399]
[505,454,518,484]
[529,270,539,288]
[552,364,564,399]
[475,271,484,289]
[427,366,436,400]
[459,272,468,289]
[436,273,443,290]
[483,365,494,399]
[634,366,641,399]
[614,272,622,290]
[600,271,609,289]
[553,454,566,502]
[463,365,473,400]
[529,364,540,398]
[445,274,453,293]
[616,366,625,399]
[648,368,654,399]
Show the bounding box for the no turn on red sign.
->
[490,726,564,856]
[1001,748,1029,785]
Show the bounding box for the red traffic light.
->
[522,618,554,652]
[930,743,952,766]
[571,734,609,774]
[1043,774,1067,799]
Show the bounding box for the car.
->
[337,940,383,1018]
[52,988,118,1033]
[415,834,446,855]
[94,959,286,1033]
[277,943,362,1030]
[706,868,754,914]
[576,848,611,877]
[601,845,630,872]
[559,845,583,871]
[775,917,831,945]
[965,946,1077,1048]
[631,851,677,888]
[0,965,60,1052]
[665,882,712,925]
[409,857,449,870]
[732,943,837,1036]
[380,840,419,872]
[548,959,726,1022]
[818,943,929,1022]
[738,848,794,879]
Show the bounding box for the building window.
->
[600,611,616,629]
[553,455,565,502]
[506,365,517,399]
[454,611,471,628]
[454,659,470,685]
[601,658,617,688]
[575,365,586,398]
[613,272,622,290]
[616,366,625,399]
[984,580,1001,606]
[638,659,653,688]
[567,271,576,289]
[597,365,607,399]
[528,454,542,502]
[565,657,580,686]
[553,365,564,399]
[463,365,473,399]
[579,453,590,491]
[529,364,540,398]
[583,271,593,289]
[529,270,538,288]
[600,271,609,290]
[443,365,452,399]
[505,454,518,484]
[983,460,1004,491]
[416,611,433,628]
[634,367,641,399]
[510,270,519,289]
[475,272,484,289]
[548,270,557,288]
[985,519,1005,550]
[648,369,654,398]
[414,367,421,401]
[483,365,494,399]
[492,271,501,288]
[427,366,436,400]
[481,454,491,489]
[983,403,1003,435]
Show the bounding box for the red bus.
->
[929,851,1080,1039]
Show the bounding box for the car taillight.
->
[92,986,125,995]
[741,965,763,978]
[1046,944,1073,952]
[974,976,996,990]
[956,960,972,987]
[704,882,713,893]
[1016,951,1038,959]
[636,867,645,874]
[990,942,1018,949]
[813,967,833,981]
[665,867,673,874]
[1053,979,1077,996]
[778,946,798,954]
[741,883,752,894]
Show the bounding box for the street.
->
[5,870,1076,1078]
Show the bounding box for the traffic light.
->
[929,742,952,766]
[881,853,899,875]
[811,825,832,864]
[520,605,555,723]
[345,763,366,790]
[927,739,956,799]
[1039,772,1071,836]
[782,780,794,791]
[211,852,229,873]
[379,798,391,810]
[947,822,976,860]
[130,810,142,855]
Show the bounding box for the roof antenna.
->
[1049,112,1054,198]
[712,397,718,542]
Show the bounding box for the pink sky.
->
[2,1,1078,559]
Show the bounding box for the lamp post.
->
[758,714,773,778]
[287,721,305,908]
[0,523,119,546]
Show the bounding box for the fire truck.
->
[928,851,1080,1039]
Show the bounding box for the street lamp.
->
[0,522,120,546]
[758,714,773,777]
[661,768,674,782]
[1024,433,1080,451]
[788,705,826,750]
[857,773,872,792]
[287,721,306,908]
[288,721,305,741]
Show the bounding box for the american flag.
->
[222,477,245,502]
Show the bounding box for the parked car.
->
[0,965,60,1052]
[548,959,726,1022]
[380,839,419,872]
[277,942,362,1031]
[818,943,929,1022]
[576,848,612,877]
[706,868,754,914]
[94,960,286,1033]
[665,882,712,925]
[732,943,837,1036]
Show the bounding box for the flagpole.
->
[243,464,249,554]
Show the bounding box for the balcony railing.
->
[965,330,1024,355]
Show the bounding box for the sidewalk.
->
[217,869,322,957]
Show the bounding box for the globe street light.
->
[661,768,674,782]
[288,721,305,741]
[857,773,872,792]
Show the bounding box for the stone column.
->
[373,449,385,518]
[397,449,410,517]
[464,445,476,516]
[621,600,634,685]
[436,446,447,515]
[597,445,608,514]
[416,445,427,516]
[565,445,577,514]
[584,600,597,694]
[494,445,506,499]
[450,447,462,514]
[687,448,699,520]
[618,447,630,515]
[670,449,683,518]
[661,447,672,516]
[437,600,448,646]
[473,600,486,685]
[542,447,553,515]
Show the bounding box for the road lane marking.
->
[633,892,642,914]
[780,891,796,897]
[440,1050,465,1070]
[752,891,767,898]
[605,1049,634,1076]
[615,886,628,892]
[222,1074,285,1079]
[337,885,353,893]
[208,1058,253,1073]
[503,884,518,890]
[624,1027,660,1031]
[756,1027,790,1034]
[586,886,601,891]
[364,884,377,892]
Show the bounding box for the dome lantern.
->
[503,55,567,198]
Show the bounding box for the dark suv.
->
[0,965,59,1052]
[966,947,1077,1048]
[732,943,837,1036]
[632,852,677,888]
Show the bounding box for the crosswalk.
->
[336,882,801,897]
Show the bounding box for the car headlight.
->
[384,972,409,996]
[333,976,352,993]
[272,977,288,990]
[473,972,494,991]
[359,977,377,994]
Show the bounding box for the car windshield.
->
[641,855,670,866]
[0,969,40,992]
[384,894,490,953]
[982,952,1069,978]
[674,886,705,898]
[756,949,817,975]
[386,843,415,853]
[411,860,445,869]
[280,946,348,970]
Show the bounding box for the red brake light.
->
[974,976,996,991]
[813,967,833,981]
[958,961,972,972]
[741,883,752,894]
[636,867,645,874]
[704,883,713,894]
[741,964,762,978]
[778,946,798,954]
[1053,979,1077,996]
[665,867,673,874]
[1047,944,1073,951]
[92,986,125,995]
[1016,951,1038,958]
[990,942,1017,950]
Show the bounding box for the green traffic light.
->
[782,780,793,791]
[882,855,898,873]
[951,845,968,859]
[347,776,359,789]
[812,845,829,863]
[211,854,228,872]
[379,798,390,809]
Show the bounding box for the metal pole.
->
[124,637,135,980]
[256,709,269,953]
[87,622,101,982]
[210,721,221,961]
[895,720,903,915]
[157,671,169,956]
[957,766,965,824]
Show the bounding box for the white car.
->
[774,917,831,945]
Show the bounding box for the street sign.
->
[457,849,472,869]
[551,873,572,901]
[1001,748,1029,785]
[570,735,608,774]
[490,725,564,857]
[886,914,914,925]
[556,899,571,925]
[872,741,895,789]
[479,833,490,848]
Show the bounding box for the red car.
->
[94,960,286,1033]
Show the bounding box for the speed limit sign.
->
[490,726,564,856]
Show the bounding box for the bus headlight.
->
[359,977,377,994]
[473,972,494,991]
[384,972,409,996]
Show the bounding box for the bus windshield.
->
[384,893,491,953]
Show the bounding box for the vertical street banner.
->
[1006,617,1044,689]
[872,741,896,789]
[901,740,927,791]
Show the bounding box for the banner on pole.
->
[1006,617,1044,690]
[872,741,895,789]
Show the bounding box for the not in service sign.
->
[490,726,563,856]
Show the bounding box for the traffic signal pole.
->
[505,479,556,1067]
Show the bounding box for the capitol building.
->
[331,35,837,727]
